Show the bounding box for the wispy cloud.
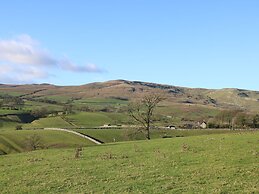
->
[60,59,104,73]
[0,34,104,83]
[0,34,56,66]
[0,64,49,83]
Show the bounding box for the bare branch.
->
[128,92,164,140]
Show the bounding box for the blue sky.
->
[0,0,259,90]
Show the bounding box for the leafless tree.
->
[128,93,164,140]
[25,134,43,151]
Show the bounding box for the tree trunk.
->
[146,123,150,140]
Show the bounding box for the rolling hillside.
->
[0,80,258,112]
[1,80,258,131]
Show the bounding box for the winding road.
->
[44,128,102,145]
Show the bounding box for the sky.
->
[0,0,259,90]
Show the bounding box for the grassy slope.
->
[24,112,128,129]
[0,132,258,193]
[208,89,259,112]
[23,100,63,112]
[24,117,72,129]
[0,130,95,154]
[73,97,128,107]
[0,135,23,154]
[0,121,20,131]
[65,112,129,127]
[0,109,24,115]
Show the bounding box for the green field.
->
[65,112,129,127]
[0,132,258,193]
[24,117,73,129]
[74,97,128,105]
[0,130,95,154]
[23,100,63,112]
[0,109,24,115]
[75,129,144,143]
[0,120,20,131]
[75,128,242,143]
[22,112,130,129]
[37,95,72,103]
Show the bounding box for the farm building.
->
[200,121,207,129]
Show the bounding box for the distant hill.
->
[0,80,258,113]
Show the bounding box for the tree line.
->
[0,95,24,110]
[208,110,259,129]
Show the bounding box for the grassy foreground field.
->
[0,132,258,193]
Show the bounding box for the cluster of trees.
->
[30,107,48,118]
[208,110,259,129]
[0,96,24,110]
[63,104,73,115]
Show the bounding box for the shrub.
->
[75,147,83,159]
[15,125,23,130]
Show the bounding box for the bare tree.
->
[63,104,73,115]
[128,93,164,140]
[25,134,43,151]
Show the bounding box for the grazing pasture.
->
[0,132,258,193]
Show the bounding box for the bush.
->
[75,147,83,159]
[15,125,23,130]
[31,107,48,118]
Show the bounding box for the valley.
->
[0,80,258,193]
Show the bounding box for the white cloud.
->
[0,34,104,83]
[0,64,49,83]
[0,34,56,66]
[60,59,104,73]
